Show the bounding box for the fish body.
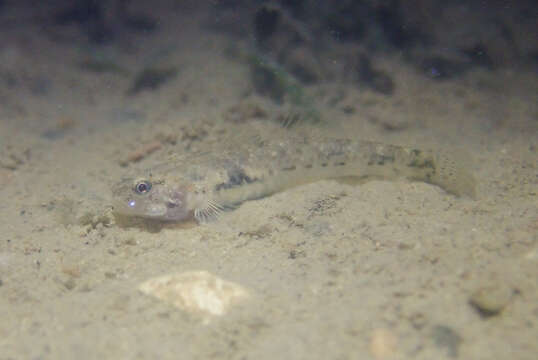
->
[112,128,476,223]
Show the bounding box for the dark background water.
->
[2,0,536,84]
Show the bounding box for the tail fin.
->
[429,149,477,198]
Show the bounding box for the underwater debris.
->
[127,67,178,95]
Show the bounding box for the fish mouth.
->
[112,197,170,220]
[111,198,135,216]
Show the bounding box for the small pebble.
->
[139,271,250,324]
[369,328,397,359]
[469,284,513,316]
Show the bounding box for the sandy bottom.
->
[0,9,537,360]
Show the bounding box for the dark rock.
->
[254,5,281,43]
[250,61,286,103]
[431,325,462,358]
[325,1,369,42]
[356,55,394,95]
[375,3,424,48]
[54,0,114,44]
[127,67,178,96]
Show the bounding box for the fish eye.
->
[134,180,152,194]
